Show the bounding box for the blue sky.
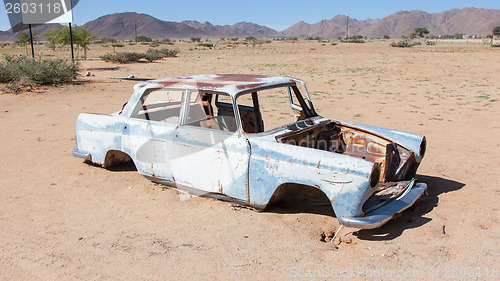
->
[1,0,499,31]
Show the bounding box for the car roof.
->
[133,74,297,96]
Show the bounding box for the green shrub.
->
[197,43,214,48]
[100,52,144,63]
[341,38,365,43]
[160,38,173,45]
[341,36,365,43]
[100,48,179,63]
[149,41,160,48]
[0,55,78,90]
[136,35,152,42]
[390,39,417,48]
[157,48,179,57]
[144,49,164,62]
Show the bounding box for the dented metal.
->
[73,74,427,229]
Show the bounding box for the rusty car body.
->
[73,74,427,229]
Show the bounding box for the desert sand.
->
[0,40,499,280]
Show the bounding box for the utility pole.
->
[134,24,138,44]
[346,16,349,39]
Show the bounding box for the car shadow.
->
[353,174,465,241]
[86,67,121,71]
[262,175,464,240]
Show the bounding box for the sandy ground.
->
[1,40,499,280]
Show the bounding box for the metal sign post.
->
[69,22,74,61]
[28,23,34,58]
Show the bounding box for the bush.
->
[136,35,152,42]
[100,48,179,63]
[245,36,257,42]
[143,49,164,62]
[341,38,365,43]
[157,48,179,57]
[341,36,365,43]
[100,52,144,63]
[197,43,214,48]
[149,40,161,47]
[390,39,417,48]
[0,55,78,91]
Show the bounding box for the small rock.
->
[128,75,136,79]
[128,186,133,189]
[159,188,164,191]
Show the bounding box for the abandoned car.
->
[73,74,427,229]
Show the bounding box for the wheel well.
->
[103,150,132,168]
[265,183,335,216]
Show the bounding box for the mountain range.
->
[1,7,499,42]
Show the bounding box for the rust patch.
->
[218,180,223,193]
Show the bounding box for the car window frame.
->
[234,82,317,135]
[181,89,242,135]
[127,87,188,126]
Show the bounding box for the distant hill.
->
[1,8,499,41]
[82,13,279,39]
[0,24,61,42]
[360,7,500,38]
[181,21,279,37]
[280,15,375,38]
[83,12,207,39]
[0,31,13,41]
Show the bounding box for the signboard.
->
[20,0,73,24]
[4,0,79,32]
